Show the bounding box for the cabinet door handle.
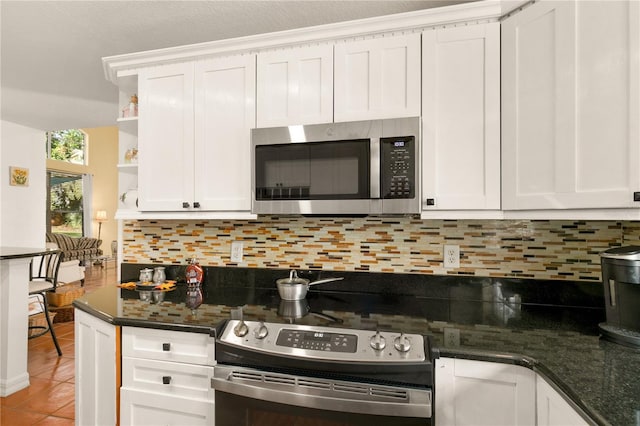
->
[634,192,640,202]
[162,343,171,351]
[426,198,435,206]
[162,376,172,385]
[182,202,190,208]
[193,201,201,208]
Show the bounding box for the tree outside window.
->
[46,129,87,164]
[48,172,84,237]
[45,129,87,236]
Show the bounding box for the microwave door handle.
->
[371,138,381,199]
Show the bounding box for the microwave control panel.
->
[381,136,415,199]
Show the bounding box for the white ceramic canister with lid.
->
[153,267,166,284]
[139,268,153,283]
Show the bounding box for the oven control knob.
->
[233,320,249,337]
[254,322,269,339]
[393,333,411,353]
[369,331,386,351]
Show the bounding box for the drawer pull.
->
[162,376,172,385]
[162,343,171,351]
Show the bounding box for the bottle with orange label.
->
[186,257,204,285]
[185,258,204,313]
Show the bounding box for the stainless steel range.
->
[213,319,434,425]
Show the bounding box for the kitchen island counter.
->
[1,246,61,396]
[74,265,638,426]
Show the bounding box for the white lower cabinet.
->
[121,389,214,426]
[435,358,590,426]
[536,375,589,426]
[435,358,536,426]
[120,327,216,426]
[75,309,118,426]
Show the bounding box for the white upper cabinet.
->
[502,0,640,210]
[194,56,256,211]
[138,62,195,211]
[334,33,421,122]
[257,44,333,127]
[421,22,500,213]
[138,56,255,212]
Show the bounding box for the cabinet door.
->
[435,358,535,426]
[138,62,195,211]
[75,309,118,426]
[257,44,333,127]
[195,55,256,211]
[502,0,640,210]
[422,23,500,211]
[536,375,589,426]
[335,33,420,122]
[121,388,214,426]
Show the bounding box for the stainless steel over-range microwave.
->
[251,117,420,215]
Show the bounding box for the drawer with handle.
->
[122,356,214,399]
[122,327,215,365]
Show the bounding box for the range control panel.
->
[276,329,358,353]
[219,320,427,363]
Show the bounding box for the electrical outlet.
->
[444,327,460,347]
[443,244,460,268]
[230,241,244,262]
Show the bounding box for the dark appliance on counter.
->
[251,117,420,215]
[213,319,434,425]
[599,246,640,347]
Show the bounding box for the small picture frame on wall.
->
[9,166,29,186]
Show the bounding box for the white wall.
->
[0,120,46,247]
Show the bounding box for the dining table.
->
[0,246,60,396]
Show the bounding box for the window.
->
[45,129,87,165]
[47,171,84,237]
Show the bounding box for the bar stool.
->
[28,250,63,356]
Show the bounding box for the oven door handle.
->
[211,366,431,418]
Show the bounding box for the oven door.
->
[212,365,432,426]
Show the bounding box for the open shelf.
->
[117,116,138,123]
[117,163,138,169]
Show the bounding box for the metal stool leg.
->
[41,293,62,356]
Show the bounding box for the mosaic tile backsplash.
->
[122,217,640,282]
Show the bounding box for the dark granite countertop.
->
[73,265,640,426]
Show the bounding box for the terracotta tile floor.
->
[1,263,115,425]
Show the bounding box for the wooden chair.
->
[28,250,63,356]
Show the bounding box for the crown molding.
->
[103,0,502,84]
